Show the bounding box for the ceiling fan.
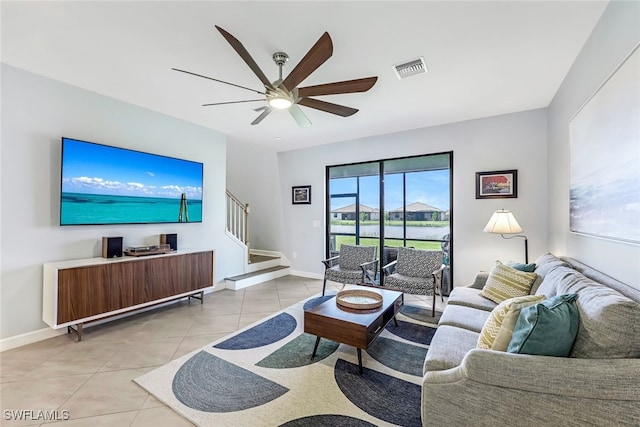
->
[172,26,378,127]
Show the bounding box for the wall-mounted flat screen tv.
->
[60,137,203,225]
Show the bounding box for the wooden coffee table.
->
[304,286,403,373]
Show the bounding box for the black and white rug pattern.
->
[134,295,439,427]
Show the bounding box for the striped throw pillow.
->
[477,294,546,350]
[480,261,538,304]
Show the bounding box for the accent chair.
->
[382,246,445,316]
[321,244,378,296]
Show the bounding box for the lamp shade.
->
[483,209,523,234]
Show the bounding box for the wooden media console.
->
[43,249,214,341]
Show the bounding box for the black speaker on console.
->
[102,237,123,258]
[160,233,178,251]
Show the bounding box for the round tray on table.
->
[336,289,383,310]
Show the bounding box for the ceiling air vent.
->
[393,57,427,80]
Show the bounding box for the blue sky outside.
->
[330,169,450,212]
[61,138,203,200]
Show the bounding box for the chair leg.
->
[432,292,436,317]
[322,278,327,296]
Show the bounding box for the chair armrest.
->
[359,259,379,270]
[382,260,397,276]
[431,264,446,291]
[360,259,379,284]
[425,348,640,400]
[322,255,340,269]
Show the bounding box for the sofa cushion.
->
[439,304,490,333]
[477,294,546,351]
[447,287,497,312]
[534,253,571,278]
[507,294,580,357]
[480,261,538,304]
[423,325,479,373]
[534,265,582,299]
[546,267,640,358]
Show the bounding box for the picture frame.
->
[569,43,639,244]
[475,170,518,199]
[292,185,311,205]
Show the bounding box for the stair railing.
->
[226,190,250,257]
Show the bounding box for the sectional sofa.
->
[421,253,640,426]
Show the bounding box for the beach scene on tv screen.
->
[61,139,203,225]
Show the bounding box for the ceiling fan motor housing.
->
[273,52,289,66]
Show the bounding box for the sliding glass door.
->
[326,152,453,291]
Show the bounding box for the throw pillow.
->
[480,261,538,304]
[507,294,580,357]
[477,294,546,350]
[505,261,536,272]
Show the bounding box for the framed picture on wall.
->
[292,185,311,204]
[569,43,640,243]
[475,170,518,199]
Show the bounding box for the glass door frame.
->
[325,151,454,288]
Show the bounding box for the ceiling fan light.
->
[268,97,293,109]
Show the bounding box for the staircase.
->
[225,251,290,290]
[225,191,290,290]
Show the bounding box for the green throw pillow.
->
[506,261,537,273]
[507,294,580,357]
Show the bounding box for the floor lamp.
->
[483,209,528,263]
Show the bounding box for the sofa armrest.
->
[467,271,489,290]
[425,348,640,400]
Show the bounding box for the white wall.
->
[547,1,640,288]
[278,109,548,285]
[226,140,283,251]
[0,65,245,340]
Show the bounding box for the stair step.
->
[249,254,280,264]
[226,265,289,282]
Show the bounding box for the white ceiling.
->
[2,1,608,152]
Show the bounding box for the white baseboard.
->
[226,267,291,290]
[1,281,227,352]
[0,327,66,352]
[249,249,281,257]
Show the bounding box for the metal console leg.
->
[188,291,204,304]
[67,323,83,342]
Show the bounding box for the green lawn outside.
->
[335,235,442,251]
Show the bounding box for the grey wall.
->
[226,140,283,252]
[547,0,640,288]
[1,65,244,340]
[277,109,549,285]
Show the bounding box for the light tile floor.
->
[0,276,447,426]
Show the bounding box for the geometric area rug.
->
[134,294,439,427]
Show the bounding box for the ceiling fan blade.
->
[202,99,265,107]
[297,98,358,117]
[172,68,265,95]
[251,107,273,125]
[281,32,333,92]
[215,26,274,89]
[297,77,378,97]
[289,105,311,128]
[254,106,268,112]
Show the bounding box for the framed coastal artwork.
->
[569,43,640,244]
[475,170,517,199]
